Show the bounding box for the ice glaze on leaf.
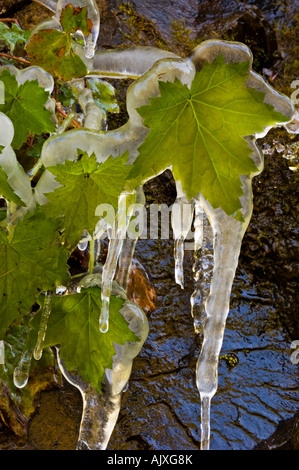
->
[43,151,133,248]
[34,287,138,393]
[0,70,55,149]
[25,29,87,81]
[0,165,25,206]
[0,23,30,53]
[129,55,290,216]
[0,208,70,339]
[60,4,93,36]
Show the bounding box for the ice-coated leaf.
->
[0,69,55,149]
[60,4,93,36]
[25,29,87,81]
[86,78,120,115]
[129,55,290,216]
[32,287,138,393]
[0,165,25,205]
[0,23,30,53]
[0,208,70,339]
[43,151,133,248]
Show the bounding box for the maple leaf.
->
[31,287,138,393]
[25,29,87,81]
[0,70,55,149]
[129,55,289,217]
[0,208,70,339]
[43,151,132,248]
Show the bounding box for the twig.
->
[54,100,81,128]
[0,52,30,65]
[0,18,21,26]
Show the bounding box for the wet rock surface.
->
[0,0,298,451]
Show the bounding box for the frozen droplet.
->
[13,349,33,388]
[99,296,109,333]
[78,239,89,251]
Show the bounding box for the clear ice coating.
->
[55,0,100,59]
[56,273,149,450]
[33,292,52,361]
[13,348,33,389]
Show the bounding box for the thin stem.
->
[0,52,31,65]
[27,157,44,181]
[89,238,95,275]
[57,111,77,134]
[54,100,81,128]
[86,71,140,80]
[0,19,21,26]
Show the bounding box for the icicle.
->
[0,340,5,364]
[100,193,134,333]
[33,292,52,361]
[191,199,214,334]
[194,196,251,450]
[171,182,194,289]
[13,348,33,388]
[115,187,145,291]
[200,393,211,450]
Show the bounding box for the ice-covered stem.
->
[33,291,52,360]
[191,198,214,334]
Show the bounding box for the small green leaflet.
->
[0,23,31,53]
[0,208,70,339]
[43,151,133,248]
[25,4,93,81]
[60,4,93,36]
[0,165,25,205]
[32,287,139,393]
[129,55,289,217]
[0,70,55,149]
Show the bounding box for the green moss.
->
[116,2,168,50]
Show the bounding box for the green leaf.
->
[0,165,25,205]
[0,70,55,149]
[43,150,133,248]
[60,4,93,36]
[0,23,31,53]
[129,55,290,216]
[25,29,87,81]
[0,208,70,339]
[32,287,138,393]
